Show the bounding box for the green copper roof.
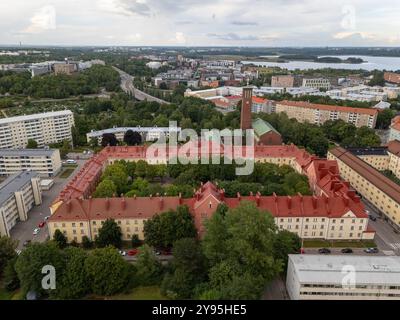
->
[252,118,280,137]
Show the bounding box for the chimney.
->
[237,192,241,201]
[256,193,261,207]
[159,198,164,210]
[105,198,110,210]
[196,192,201,201]
[220,189,225,201]
[121,198,126,210]
[179,193,183,205]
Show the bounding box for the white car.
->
[119,250,127,256]
[44,216,51,221]
[33,228,40,235]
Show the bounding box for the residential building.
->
[53,63,77,75]
[287,255,400,300]
[388,140,400,180]
[0,149,62,177]
[0,172,42,237]
[390,116,400,142]
[251,97,274,114]
[86,126,182,144]
[384,72,400,85]
[302,78,331,90]
[275,101,378,128]
[48,181,369,243]
[271,75,302,87]
[328,147,400,230]
[0,110,75,149]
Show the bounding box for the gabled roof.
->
[252,118,280,137]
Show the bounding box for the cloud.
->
[231,21,258,26]
[21,5,56,34]
[170,32,186,44]
[98,0,151,17]
[207,33,259,41]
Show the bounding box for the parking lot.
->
[10,160,86,250]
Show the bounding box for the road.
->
[113,67,171,105]
[10,160,87,250]
[363,199,400,256]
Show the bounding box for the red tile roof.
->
[278,100,379,116]
[388,140,400,156]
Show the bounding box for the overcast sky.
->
[0,0,399,46]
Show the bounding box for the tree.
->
[53,229,68,249]
[93,179,117,198]
[52,247,88,299]
[161,238,207,299]
[144,205,197,249]
[101,133,118,147]
[102,163,128,195]
[273,230,302,272]
[95,219,122,249]
[124,130,142,146]
[3,257,20,291]
[82,236,93,250]
[377,109,396,129]
[15,242,65,297]
[26,139,38,149]
[0,236,18,275]
[131,234,142,248]
[135,245,164,286]
[84,246,130,296]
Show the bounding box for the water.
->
[243,55,400,72]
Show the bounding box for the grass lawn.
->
[59,168,75,179]
[303,240,377,248]
[87,286,167,300]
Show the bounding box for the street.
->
[10,160,87,250]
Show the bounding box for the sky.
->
[0,0,400,47]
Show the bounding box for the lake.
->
[242,55,400,71]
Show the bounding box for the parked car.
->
[33,228,40,235]
[128,249,138,256]
[44,216,51,221]
[66,159,77,164]
[318,248,331,254]
[38,222,46,228]
[364,247,379,254]
[119,250,127,256]
[369,215,377,222]
[341,248,353,254]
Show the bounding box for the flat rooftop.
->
[0,149,57,157]
[0,110,73,125]
[87,127,181,137]
[0,171,38,207]
[289,255,400,285]
[348,147,388,157]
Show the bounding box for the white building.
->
[87,126,182,143]
[0,171,42,237]
[302,78,331,90]
[0,110,75,149]
[0,149,62,177]
[286,255,400,300]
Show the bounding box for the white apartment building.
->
[287,255,400,300]
[0,110,74,149]
[86,126,182,144]
[0,172,42,237]
[302,78,331,90]
[0,149,62,177]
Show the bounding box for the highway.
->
[113,67,171,105]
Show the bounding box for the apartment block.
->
[390,116,400,142]
[328,147,400,229]
[53,63,77,75]
[275,101,378,128]
[287,255,400,300]
[384,72,400,85]
[302,78,331,90]
[0,172,42,237]
[0,149,62,177]
[271,75,302,88]
[0,110,75,149]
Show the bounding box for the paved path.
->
[113,67,170,105]
[10,160,86,250]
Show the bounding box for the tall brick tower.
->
[240,87,253,130]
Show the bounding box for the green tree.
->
[53,229,68,249]
[273,230,301,272]
[93,179,117,198]
[0,236,18,275]
[3,257,20,291]
[95,219,122,249]
[376,109,395,129]
[15,242,65,297]
[102,164,128,195]
[26,139,38,149]
[82,236,93,249]
[144,205,197,249]
[52,247,88,299]
[85,246,130,296]
[131,234,142,248]
[135,245,164,286]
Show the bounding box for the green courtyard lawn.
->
[59,168,76,179]
[87,286,167,300]
[303,239,377,248]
